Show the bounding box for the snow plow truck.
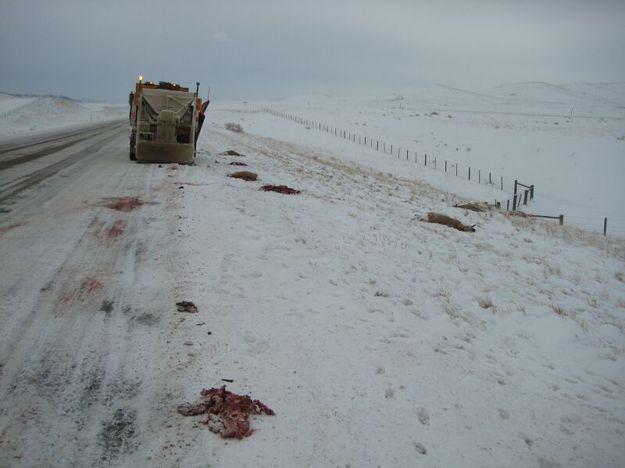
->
[128,77,209,164]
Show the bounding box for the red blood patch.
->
[80,277,103,293]
[178,386,275,439]
[106,220,125,238]
[101,197,144,212]
[0,223,24,234]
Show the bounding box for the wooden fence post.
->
[468,167,471,180]
[604,217,607,236]
[406,149,409,160]
[530,185,534,200]
[513,180,518,210]
[425,154,427,166]
[523,190,529,205]
[559,215,564,225]
[500,176,503,190]
[445,160,447,172]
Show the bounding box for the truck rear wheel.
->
[129,130,137,161]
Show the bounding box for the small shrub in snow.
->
[615,272,624,283]
[551,305,566,317]
[225,122,243,133]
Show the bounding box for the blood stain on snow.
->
[0,223,24,234]
[80,277,104,294]
[106,220,125,239]
[177,385,275,439]
[56,276,104,307]
[101,196,144,212]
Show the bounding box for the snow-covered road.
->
[1,121,190,466]
[1,120,624,467]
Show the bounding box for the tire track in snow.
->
[0,128,186,466]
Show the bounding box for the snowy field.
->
[0,92,126,139]
[1,86,624,467]
[215,82,625,235]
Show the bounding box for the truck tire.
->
[129,130,137,161]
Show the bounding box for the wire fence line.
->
[567,217,625,235]
[224,107,623,236]
[259,108,534,208]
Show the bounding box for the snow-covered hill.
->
[0,93,126,139]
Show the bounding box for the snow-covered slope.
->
[216,82,625,235]
[168,122,625,468]
[0,93,126,139]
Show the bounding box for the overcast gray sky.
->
[1,0,624,102]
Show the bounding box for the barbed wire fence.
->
[225,107,624,236]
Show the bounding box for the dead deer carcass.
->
[426,212,476,232]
